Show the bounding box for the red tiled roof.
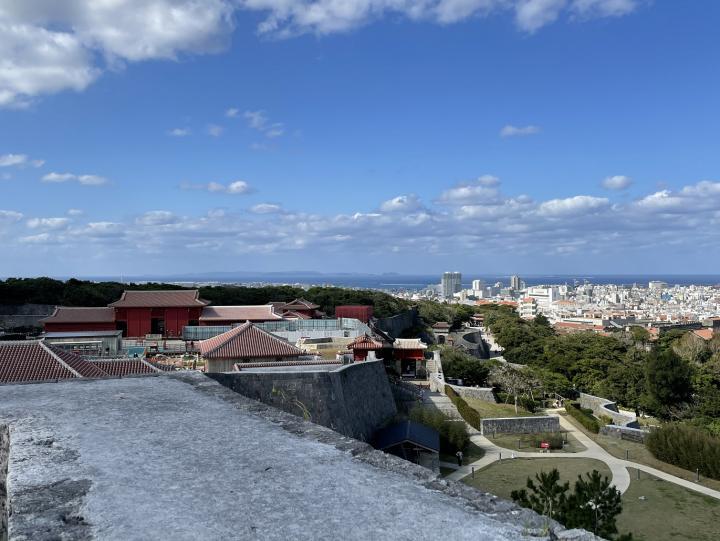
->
[40,306,115,324]
[54,348,109,378]
[199,322,304,360]
[281,310,312,320]
[348,334,382,350]
[692,328,714,341]
[0,341,77,383]
[278,298,319,311]
[109,290,209,308]
[89,359,160,376]
[200,306,283,322]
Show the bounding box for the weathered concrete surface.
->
[1,425,7,541]
[208,360,396,441]
[0,373,594,541]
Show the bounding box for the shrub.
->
[522,432,564,450]
[445,385,482,431]
[646,423,720,480]
[565,402,600,434]
[495,391,540,413]
[408,405,469,451]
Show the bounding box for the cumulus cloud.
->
[500,124,541,137]
[67,209,84,216]
[380,194,423,213]
[538,195,610,216]
[0,1,643,107]
[0,153,44,167]
[225,107,240,118]
[0,210,23,222]
[136,211,178,226]
[42,172,109,185]
[602,175,632,191]
[181,180,253,194]
[251,203,284,214]
[437,175,502,204]
[26,217,71,230]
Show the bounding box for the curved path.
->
[446,410,720,501]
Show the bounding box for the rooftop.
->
[109,290,209,308]
[0,373,587,540]
[40,306,115,324]
[393,338,428,350]
[199,305,283,322]
[199,321,304,360]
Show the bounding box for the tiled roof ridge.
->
[202,321,252,357]
[39,341,82,378]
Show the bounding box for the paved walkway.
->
[443,407,720,501]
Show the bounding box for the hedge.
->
[445,385,482,431]
[646,423,720,480]
[565,402,600,434]
[408,405,469,451]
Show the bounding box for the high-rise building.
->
[471,279,484,291]
[441,272,462,298]
[510,275,521,290]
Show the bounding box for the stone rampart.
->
[481,416,560,435]
[579,392,639,428]
[0,303,55,330]
[374,307,418,339]
[208,360,396,442]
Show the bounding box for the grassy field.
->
[618,468,720,541]
[560,412,720,492]
[461,457,611,500]
[488,431,586,453]
[463,397,538,418]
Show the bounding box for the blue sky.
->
[1,0,720,277]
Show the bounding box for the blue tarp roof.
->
[374,420,439,453]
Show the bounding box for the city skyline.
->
[2,1,720,276]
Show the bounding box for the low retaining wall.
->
[579,392,639,428]
[428,375,496,404]
[1,424,8,541]
[600,425,649,443]
[481,416,560,436]
[208,360,397,442]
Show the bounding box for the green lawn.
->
[488,431,586,453]
[618,468,720,541]
[560,412,720,492]
[463,397,538,418]
[461,457,611,500]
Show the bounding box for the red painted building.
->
[110,290,208,338]
[335,305,373,323]
[347,334,382,361]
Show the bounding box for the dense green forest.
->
[477,304,720,434]
[0,277,410,319]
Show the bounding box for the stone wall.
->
[208,361,397,442]
[579,392,639,428]
[0,304,55,331]
[1,424,8,541]
[481,416,560,435]
[374,307,418,339]
[600,425,649,443]
[449,384,496,403]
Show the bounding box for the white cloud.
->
[42,172,109,185]
[538,195,610,216]
[181,180,253,195]
[380,194,423,213]
[602,175,632,190]
[243,110,285,138]
[0,210,23,222]
[26,217,70,230]
[67,209,84,216]
[500,124,541,137]
[19,233,52,244]
[251,203,284,214]
[0,154,28,167]
[0,1,643,107]
[438,176,502,204]
[226,107,240,118]
[207,124,224,137]
[136,211,178,226]
[168,127,191,137]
